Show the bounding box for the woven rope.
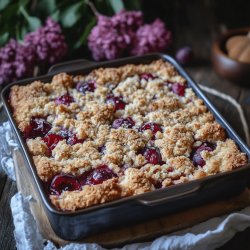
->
[199,84,250,146]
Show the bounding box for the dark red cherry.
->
[43,134,64,151]
[50,174,81,195]
[140,122,162,138]
[23,125,33,139]
[191,142,216,167]
[167,167,174,172]
[154,181,162,189]
[88,165,117,185]
[76,80,96,94]
[171,83,186,96]
[55,94,74,106]
[112,117,135,129]
[140,73,156,81]
[23,117,52,139]
[79,165,117,186]
[78,170,91,186]
[140,147,162,165]
[106,95,126,111]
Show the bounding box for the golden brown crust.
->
[202,139,247,173]
[155,124,194,159]
[195,122,226,142]
[50,178,121,211]
[50,168,154,211]
[120,168,154,196]
[9,59,248,211]
[10,81,46,110]
[27,138,49,157]
[34,156,63,182]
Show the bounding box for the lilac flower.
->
[112,10,144,33]
[88,15,130,61]
[88,10,172,60]
[0,62,14,85]
[0,39,35,85]
[25,17,67,64]
[0,18,67,85]
[88,10,144,61]
[130,19,172,56]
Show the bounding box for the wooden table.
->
[0,1,250,249]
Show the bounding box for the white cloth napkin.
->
[1,121,250,250]
[0,122,18,180]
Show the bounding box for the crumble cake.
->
[9,59,248,211]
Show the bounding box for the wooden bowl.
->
[211,27,250,86]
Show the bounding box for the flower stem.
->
[86,0,99,17]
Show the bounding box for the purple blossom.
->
[112,10,144,33]
[88,15,130,61]
[88,11,172,60]
[0,39,35,85]
[130,19,172,56]
[0,62,14,85]
[0,18,67,85]
[88,11,144,61]
[25,17,67,64]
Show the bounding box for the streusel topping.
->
[10,59,248,211]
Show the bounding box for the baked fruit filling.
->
[10,59,248,211]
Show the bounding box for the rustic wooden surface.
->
[0,0,250,249]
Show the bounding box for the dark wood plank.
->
[238,86,250,137]
[0,178,17,250]
[0,172,7,199]
[217,227,250,250]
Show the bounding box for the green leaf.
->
[37,0,56,15]
[51,10,60,21]
[109,0,124,13]
[19,6,42,31]
[124,0,141,10]
[74,17,96,49]
[0,0,10,11]
[0,32,9,46]
[18,0,29,8]
[61,2,83,28]
[20,25,29,39]
[15,23,22,42]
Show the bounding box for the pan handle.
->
[137,185,201,206]
[48,59,96,74]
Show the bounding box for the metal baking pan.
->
[1,53,250,240]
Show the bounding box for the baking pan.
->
[1,53,250,240]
